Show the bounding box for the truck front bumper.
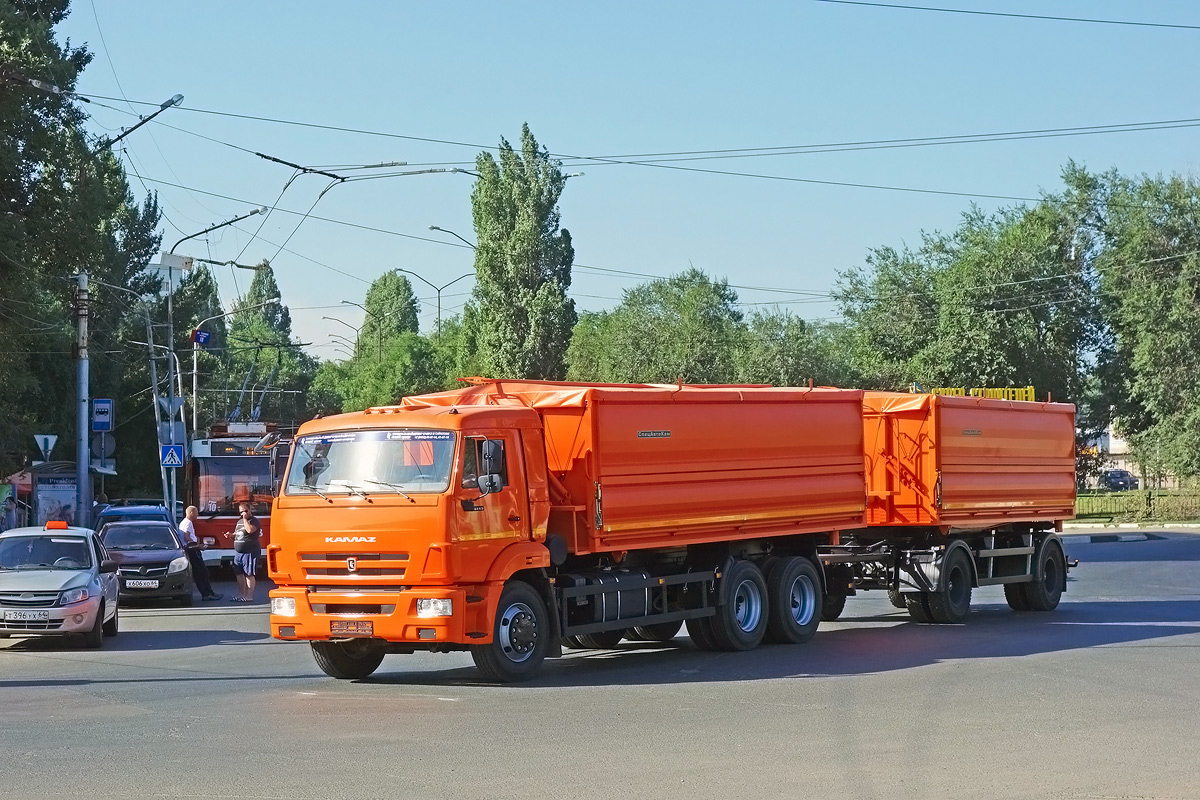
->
[269,584,499,645]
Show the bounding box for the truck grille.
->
[0,592,60,608]
[300,552,408,580]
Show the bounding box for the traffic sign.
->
[160,444,184,468]
[192,329,211,346]
[92,398,113,432]
[91,432,116,459]
[34,434,57,460]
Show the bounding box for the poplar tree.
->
[466,124,576,379]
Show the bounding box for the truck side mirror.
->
[269,442,291,497]
[481,439,502,475]
[478,474,503,495]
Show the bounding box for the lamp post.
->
[322,316,362,352]
[193,297,280,433]
[338,300,385,362]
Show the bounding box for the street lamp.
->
[322,316,362,348]
[392,267,474,332]
[338,300,385,362]
[95,93,184,150]
[428,225,477,250]
[192,296,280,434]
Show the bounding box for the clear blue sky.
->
[58,1,1200,356]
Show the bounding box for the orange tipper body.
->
[862,391,1077,528]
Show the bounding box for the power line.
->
[812,0,1200,31]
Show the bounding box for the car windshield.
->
[0,535,93,570]
[286,429,456,495]
[100,524,179,551]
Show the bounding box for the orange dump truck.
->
[267,381,1075,681]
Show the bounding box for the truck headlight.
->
[60,588,89,605]
[416,598,453,618]
[271,597,297,617]
[168,556,189,574]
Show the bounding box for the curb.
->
[1061,532,1168,544]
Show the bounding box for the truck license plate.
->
[125,579,159,589]
[330,620,373,636]
[4,609,50,621]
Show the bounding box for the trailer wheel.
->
[470,581,549,682]
[887,588,907,609]
[1022,539,1065,611]
[311,640,385,680]
[1004,583,1031,611]
[575,630,627,649]
[709,560,769,651]
[905,593,933,623]
[926,547,972,624]
[686,617,719,650]
[629,621,682,642]
[764,557,822,644]
[820,593,847,621]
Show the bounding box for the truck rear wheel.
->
[764,557,822,644]
[1004,583,1031,611]
[311,640,385,679]
[709,560,769,651]
[470,581,549,682]
[629,621,682,643]
[575,630,626,649]
[821,593,847,621]
[905,593,933,623]
[926,547,972,624]
[887,588,907,609]
[1023,539,1065,611]
[686,617,719,650]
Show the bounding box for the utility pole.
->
[75,273,91,526]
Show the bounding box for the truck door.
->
[454,431,528,544]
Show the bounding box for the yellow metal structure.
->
[923,386,1037,402]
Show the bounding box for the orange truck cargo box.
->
[862,391,1076,529]
[403,381,869,554]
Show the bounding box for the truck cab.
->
[268,402,551,670]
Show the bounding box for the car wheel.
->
[83,604,105,649]
[102,605,119,637]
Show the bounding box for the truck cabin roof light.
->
[364,406,407,414]
[44,521,69,530]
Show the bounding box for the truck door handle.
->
[508,515,521,522]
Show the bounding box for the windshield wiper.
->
[360,479,413,501]
[296,484,331,501]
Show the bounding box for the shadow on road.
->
[363,598,1200,688]
[1064,534,1200,563]
[1,627,272,653]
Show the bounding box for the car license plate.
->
[125,579,159,589]
[330,620,373,636]
[4,609,50,621]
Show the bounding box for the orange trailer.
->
[267,381,1076,682]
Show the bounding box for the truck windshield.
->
[285,430,456,496]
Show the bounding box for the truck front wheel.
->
[471,581,549,682]
[311,640,386,679]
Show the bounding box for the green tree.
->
[466,124,576,379]
[736,311,859,388]
[567,269,744,384]
[355,269,419,360]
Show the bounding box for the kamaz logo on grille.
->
[324,536,376,543]
[346,558,357,572]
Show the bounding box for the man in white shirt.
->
[179,505,221,601]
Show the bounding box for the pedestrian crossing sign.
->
[160,444,184,468]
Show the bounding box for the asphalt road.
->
[3,530,1199,800]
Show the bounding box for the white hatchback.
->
[0,523,120,647]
